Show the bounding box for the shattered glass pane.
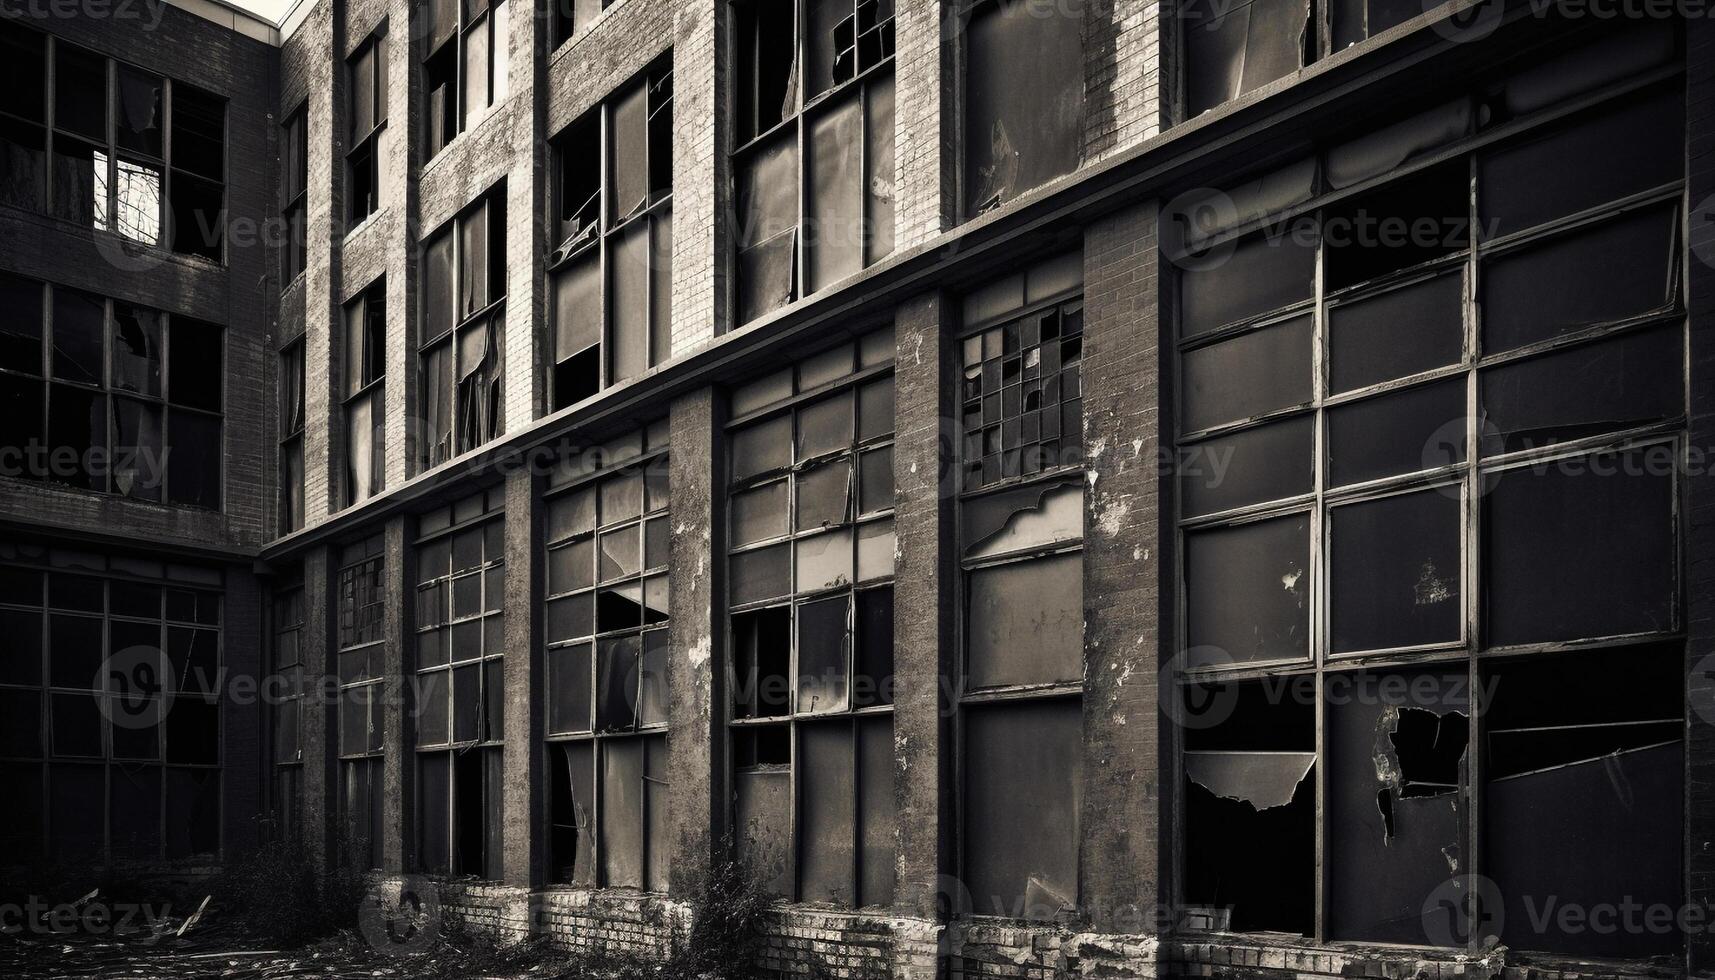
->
[796,594,849,714]
[962,478,1082,561]
[963,0,1083,213]
[733,480,789,547]
[1479,324,1681,456]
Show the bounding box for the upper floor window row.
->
[549,59,673,411]
[0,20,226,262]
[731,0,897,324]
[0,272,223,509]
[423,0,510,161]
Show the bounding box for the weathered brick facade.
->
[1,2,1710,979]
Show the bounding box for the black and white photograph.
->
[0,0,1706,977]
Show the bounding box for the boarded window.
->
[963,700,1081,919]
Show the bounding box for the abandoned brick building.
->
[1,0,1713,975]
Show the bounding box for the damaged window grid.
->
[959,0,1085,217]
[0,545,223,863]
[0,273,224,507]
[548,58,673,411]
[279,315,306,533]
[730,0,896,324]
[1170,30,1687,953]
[335,536,386,869]
[726,331,897,908]
[268,573,305,844]
[422,0,509,160]
[346,28,386,224]
[412,490,506,879]
[958,252,1085,490]
[953,331,1083,926]
[0,20,227,259]
[542,424,672,892]
[342,281,386,507]
[420,187,506,469]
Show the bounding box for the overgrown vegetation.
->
[664,836,775,980]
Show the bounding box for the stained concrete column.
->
[299,544,339,870]
[1079,200,1170,934]
[379,515,413,871]
[891,292,957,937]
[502,462,546,888]
[668,387,725,893]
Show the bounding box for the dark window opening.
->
[420,190,506,468]
[963,0,1082,215]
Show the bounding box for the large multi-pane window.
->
[548,59,673,410]
[269,575,305,843]
[954,259,1085,921]
[413,490,505,878]
[1169,27,1684,957]
[280,323,306,532]
[420,187,505,468]
[281,105,308,283]
[343,281,386,506]
[423,0,510,160]
[730,0,895,324]
[0,544,222,863]
[543,424,671,889]
[0,21,225,259]
[959,0,1084,217]
[0,273,223,508]
[725,331,897,906]
[347,30,387,225]
[337,537,385,868]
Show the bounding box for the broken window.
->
[414,491,506,876]
[1327,670,1469,944]
[963,0,1082,215]
[281,106,308,283]
[1176,89,1689,941]
[1183,0,1308,116]
[0,550,224,861]
[547,61,672,410]
[343,283,386,506]
[1480,645,1683,958]
[731,0,895,322]
[1183,680,1314,934]
[1329,0,1424,52]
[959,259,1084,489]
[543,429,674,889]
[725,335,896,904]
[347,30,387,224]
[168,82,225,261]
[423,0,508,159]
[420,189,505,468]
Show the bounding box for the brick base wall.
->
[534,890,684,961]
